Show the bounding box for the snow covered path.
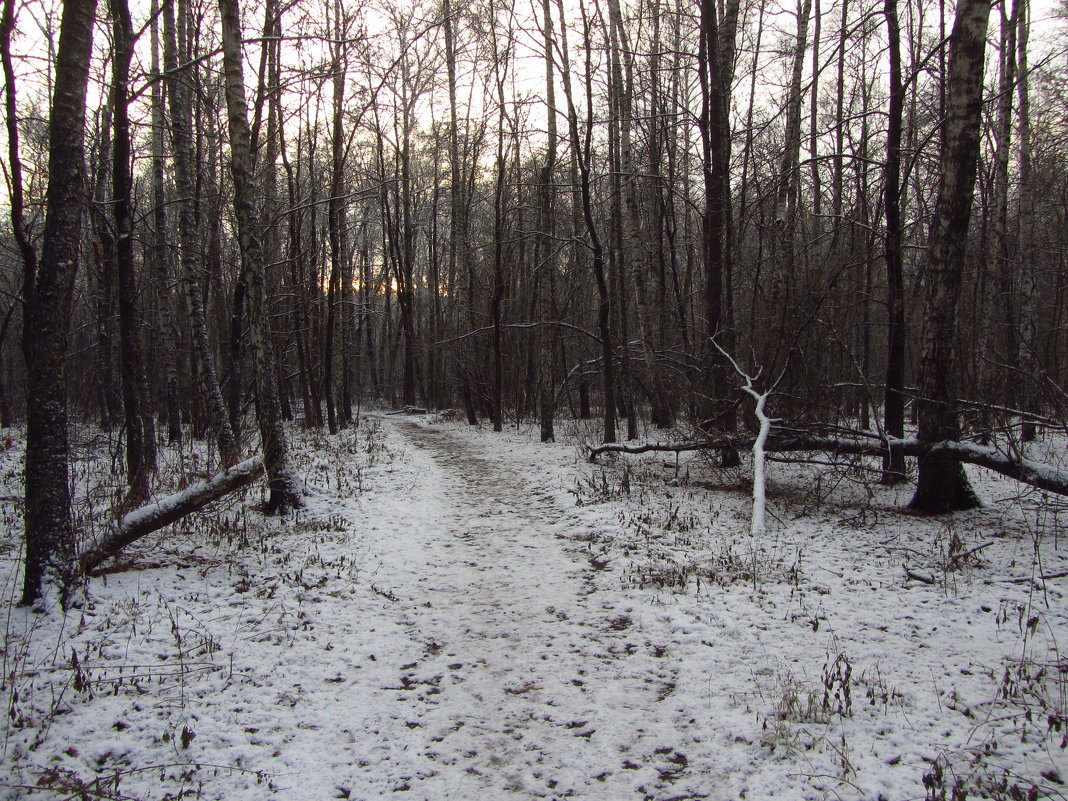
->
[3,415,1065,801]
[347,418,725,800]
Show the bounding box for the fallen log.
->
[80,456,265,574]
[589,433,1068,500]
[588,437,744,458]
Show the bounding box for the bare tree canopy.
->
[2,0,1067,598]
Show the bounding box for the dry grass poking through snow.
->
[568,420,1068,800]
[0,417,394,799]
[0,413,1065,800]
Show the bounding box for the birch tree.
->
[218,0,302,511]
[909,0,991,513]
[164,0,240,466]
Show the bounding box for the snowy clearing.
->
[1,414,1066,800]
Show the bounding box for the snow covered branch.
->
[589,433,1068,501]
[80,456,265,574]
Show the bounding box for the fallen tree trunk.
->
[80,456,265,573]
[590,433,1068,500]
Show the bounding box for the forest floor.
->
[1,412,1067,800]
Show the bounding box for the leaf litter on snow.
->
[0,413,1066,800]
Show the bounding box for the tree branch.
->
[80,457,265,574]
[589,431,1068,501]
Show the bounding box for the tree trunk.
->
[768,0,811,379]
[591,432,1068,501]
[560,0,615,443]
[975,0,1018,440]
[89,107,122,432]
[218,0,301,511]
[111,0,156,506]
[537,0,557,442]
[697,0,741,458]
[324,0,349,434]
[1015,0,1039,442]
[81,457,265,574]
[164,0,240,466]
[909,0,990,513]
[150,0,182,445]
[882,0,907,482]
[19,0,99,605]
[442,0,479,426]
[491,83,507,434]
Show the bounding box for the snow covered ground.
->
[1,413,1066,800]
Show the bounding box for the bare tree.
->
[882,0,907,482]
[537,0,558,442]
[696,0,741,444]
[1015,0,1040,441]
[558,0,615,443]
[324,0,352,434]
[110,0,157,506]
[218,0,302,511]
[909,0,991,513]
[149,0,182,445]
[15,0,99,604]
[164,0,240,466]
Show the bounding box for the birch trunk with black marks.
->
[164,0,240,466]
[218,0,301,511]
[909,0,990,513]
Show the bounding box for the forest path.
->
[350,416,720,800]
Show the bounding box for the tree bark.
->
[80,457,265,574]
[89,107,122,432]
[767,0,811,381]
[442,0,479,426]
[560,0,615,443]
[1015,0,1040,442]
[975,0,1018,439]
[20,0,99,605]
[0,0,36,285]
[218,0,302,511]
[882,0,907,482]
[909,0,990,513]
[164,0,240,466]
[324,0,348,434]
[697,0,741,442]
[111,0,156,506]
[537,0,558,442]
[150,0,182,445]
[491,70,508,434]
